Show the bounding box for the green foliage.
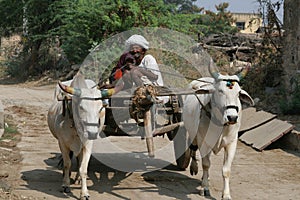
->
[4,58,26,79]
[0,0,24,36]
[4,125,18,135]
[160,14,201,38]
[0,0,238,79]
[159,2,236,37]
[203,3,237,35]
[164,0,203,14]
[1,121,19,141]
[48,0,177,64]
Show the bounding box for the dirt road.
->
[0,82,299,200]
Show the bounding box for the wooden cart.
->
[102,86,196,169]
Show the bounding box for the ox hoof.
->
[80,195,90,200]
[200,188,210,197]
[62,186,71,193]
[189,160,198,175]
[189,168,198,176]
[222,196,231,200]
[148,153,155,158]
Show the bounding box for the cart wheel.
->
[167,95,191,169]
[173,129,191,170]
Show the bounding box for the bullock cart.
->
[102,85,196,169]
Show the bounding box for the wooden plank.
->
[156,88,197,96]
[110,87,197,98]
[239,107,277,133]
[153,122,184,137]
[239,119,295,151]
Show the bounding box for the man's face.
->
[130,45,143,53]
[130,45,144,60]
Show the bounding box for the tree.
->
[0,0,238,79]
[164,0,202,14]
[0,0,59,76]
[203,3,237,35]
[257,0,284,50]
[0,0,23,37]
[49,0,176,64]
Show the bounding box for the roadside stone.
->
[0,172,9,178]
[0,100,4,138]
[0,179,11,193]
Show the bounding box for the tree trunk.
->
[282,0,300,102]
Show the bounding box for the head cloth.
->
[125,34,149,51]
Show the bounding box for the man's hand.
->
[98,83,115,89]
[124,63,136,71]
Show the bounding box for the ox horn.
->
[237,63,251,80]
[100,82,124,98]
[208,58,219,80]
[101,88,116,98]
[58,81,81,96]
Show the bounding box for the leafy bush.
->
[4,58,26,79]
[0,122,19,141]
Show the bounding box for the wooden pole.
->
[144,110,154,157]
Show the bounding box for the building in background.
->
[231,13,262,33]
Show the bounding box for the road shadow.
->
[142,170,216,200]
[22,152,209,199]
[87,152,191,199]
[22,152,132,199]
[86,155,133,199]
[20,153,79,199]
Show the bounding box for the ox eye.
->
[79,105,84,111]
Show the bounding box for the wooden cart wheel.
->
[173,125,191,170]
[170,96,191,170]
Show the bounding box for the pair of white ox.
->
[183,60,254,200]
[48,61,253,200]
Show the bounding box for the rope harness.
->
[61,94,104,130]
[129,85,157,125]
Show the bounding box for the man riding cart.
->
[100,35,190,167]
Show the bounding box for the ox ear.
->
[192,83,215,94]
[195,89,214,94]
[194,87,215,94]
[58,81,81,96]
[239,89,254,106]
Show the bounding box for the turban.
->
[125,34,149,51]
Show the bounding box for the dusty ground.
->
[0,80,299,200]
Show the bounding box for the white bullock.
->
[47,73,116,200]
[183,59,254,200]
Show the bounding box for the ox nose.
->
[87,131,99,140]
[227,115,238,123]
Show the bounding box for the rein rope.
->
[97,66,213,89]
